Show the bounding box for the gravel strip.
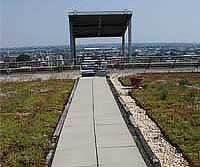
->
[111,75,189,167]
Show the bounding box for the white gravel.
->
[111,75,190,167]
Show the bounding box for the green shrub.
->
[16,54,31,62]
[159,89,168,100]
[143,83,148,89]
[179,78,189,86]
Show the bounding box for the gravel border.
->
[111,75,189,167]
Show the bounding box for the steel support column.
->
[69,20,76,65]
[128,19,132,62]
[73,38,76,65]
[122,35,125,57]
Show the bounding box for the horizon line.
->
[1,42,200,49]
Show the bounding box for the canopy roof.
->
[68,11,132,38]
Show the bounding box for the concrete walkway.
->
[51,77,146,167]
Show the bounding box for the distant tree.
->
[16,54,31,62]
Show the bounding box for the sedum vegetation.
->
[0,79,74,167]
[119,73,200,167]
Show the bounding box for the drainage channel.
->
[92,78,99,167]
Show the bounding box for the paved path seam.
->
[92,78,99,167]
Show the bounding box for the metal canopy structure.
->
[68,10,133,64]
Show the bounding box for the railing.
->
[0,59,74,69]
[0,56,199,73]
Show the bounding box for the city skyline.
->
[1,0,200,48]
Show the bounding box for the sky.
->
[0,0,200,48]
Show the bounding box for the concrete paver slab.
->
[98,147,146,167]
[96,124,136,148]
[51,149,97,167]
